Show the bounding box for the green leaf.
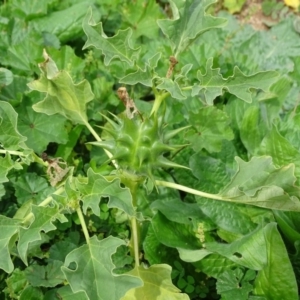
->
[25,260,65,287]
[18,204,67,265]
[32,2,95,43]
[157,0,227,57]
[2,38,42,73]
[185,106,234,153]
[76,168,135,217]
[253,223,298,299]
[16,99,68,153]
[19,286,43,300]
[55,285,88,300]
[257,126,300,185]
[156,64,192,100]
[205,225,268,270]
[11,0,47,19]
[240,105,265,155]
[0,153,22,184]
[143,225,177,265]
[0,67,13,86]
[0,101,27,150]
[189,152,234,193]
[4,268,27,299]
[62,236,142,300]
[120,53,161,87]
[216,268,253,300]
[120,0,164,39]
[121,264,189,300]
[192,58,279,105]
[151,199,209,225]
[195,198,260,235]
[218,156,300,211]
[151,211,201,249]
[13,173,54,205]
[28,50,94,124]
[83,7,140,66]
[193,253,238,278]
[0,216,20,273]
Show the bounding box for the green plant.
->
[1,0,300,299]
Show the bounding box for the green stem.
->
[76,206,90,244]
[0,149,26,156]
[155,180,226,201]
[150,92,170,116]
[22,187,65,224]
[82,118,118,168]
[130,217,140,267]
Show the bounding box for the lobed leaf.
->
[0,153,22,184]
[62,236,142,300]
[157,0,227,57]
[0,101,27,150]
[218,156,300,211]
[192,58,279,105]
[28,50,94,124]
[185,106,234,153]
[121,264,189,300]
[83,7,140,66]
[0,216,20,273]
[120,53,161,87]
[76,168,135,217]
[18,204,67,265]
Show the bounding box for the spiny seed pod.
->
[90,112,189,180]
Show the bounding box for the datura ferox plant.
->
[1,0,300,299]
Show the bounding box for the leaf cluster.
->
[1,0,300,300]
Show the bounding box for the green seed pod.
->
[91,112,189,180]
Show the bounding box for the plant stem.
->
[76,206,90,244]
[150,92,169,116]
[130,217,140,266]
[155,180,226,201]
[22,187,65,224]
[82,118,118,168]
[0,149,26,156]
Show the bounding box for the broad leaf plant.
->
[1,0,300,299]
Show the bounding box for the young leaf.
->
[205,225,268,270]
[120,52,161,87]
[0,101,27,150]
[83,7,140,66]
[61,236,142,300]
[157,0,227,57]
[28,50,94,125]
[216,268,253,300]
[121,264,189,300]
[218,156,300,211]
[0,67,13,86]
[13,173,54,205]
[76,168,135,217]
[156,64,193,100]
[25,260,65,287]
[0,216,20,273]
[185,106,234,153]
[17,100,68,153]
[55,285,88,300]
[151,211,201,249]
[18,204,68,265]
[253,223,298,299]
[192,58,279,105]
[0,153,22,184]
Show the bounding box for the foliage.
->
[1,0,300,299]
